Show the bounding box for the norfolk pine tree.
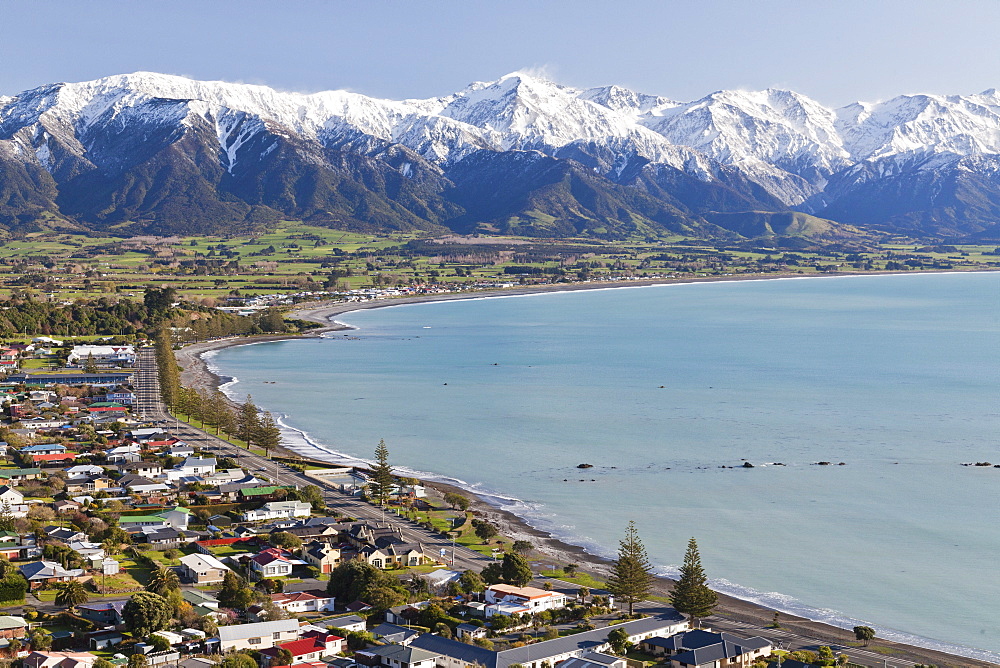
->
[236,395,261,446]
[670,537,718,627]
[369,439,395,506]
[606,520,655,615]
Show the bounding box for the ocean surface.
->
[208,273,1000,661]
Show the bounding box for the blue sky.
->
[2,0,999,106]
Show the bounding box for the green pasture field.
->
[0,224,995,304]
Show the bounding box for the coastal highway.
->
[135,347,495,574]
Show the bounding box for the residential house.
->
[105,444,141,464]
[216,619,300,653]
[455,623,489,642]
[44,527,89,542]
[484,584,568,616]
[302,540,342,574]
[558,653,627,668]
[19,561,87,590]
[242,500,311,522]
[67,345,136,367]
[343,523,407,550]
[384,602,429,627]
[249,547,307,579]
[53,500,81,514]
[98,392,135,406]
[0,486,24,507]
[409,613,689,668]
[359,542,430,569]
[355,645,440,668]
[371,623,420,646]
[19,443,66,456]
[178,553,230,584]
[181,589,223,618]
[66,541,106,568]
[88,629,125,650]
[0,616,28,639]
[0,468,42,482]
[32,453,78,467]
[326,614,367,633]
[164,457,217,480]
[0,532,40,560]
[121,461,164,478]
[76,601,126,626]
[64,465,105,477]
[117,474,171,495]
[260,632,345,667]
[118,514,169,531]
[270,590,336,614]
[0,348,19,371]
[64,475,115,495]
[637,631,772,668]
[168,445,195,458]
[144,527,187,549]
[23,652,98,668]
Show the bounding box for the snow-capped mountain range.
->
[2,70,1000,240]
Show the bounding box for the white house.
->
[67,345,136,367]
[270,590,336,614]
[164,457,217,481]
[242,500,311,522]
[484,584,568,616]
[249,548,306,578]
[0,486,24,507]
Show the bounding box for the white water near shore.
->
[206,273,1000,662]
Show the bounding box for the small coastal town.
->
[0,318,981,668]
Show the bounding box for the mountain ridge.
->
[2,71,1000,241]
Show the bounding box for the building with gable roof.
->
[216,619,300,653]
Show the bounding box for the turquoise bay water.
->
[209,273,1000,660]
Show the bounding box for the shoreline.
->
[174,270,998,668]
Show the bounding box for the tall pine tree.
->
[669,537,718,627]
[368,439,395,506]
[236,395,260,447]
[606,520,654,615]
[254,411,282,456]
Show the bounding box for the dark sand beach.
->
[173,273,996,667]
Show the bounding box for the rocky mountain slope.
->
[2,71,1000,241]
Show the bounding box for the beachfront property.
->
[409,613,689,668]
[639,630,773,668]
[484,583,569,616]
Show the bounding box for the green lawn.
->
[206,543,255,558]
[140,546,194,566]
[539,570,607,590]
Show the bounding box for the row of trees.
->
[607,521,718,624]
